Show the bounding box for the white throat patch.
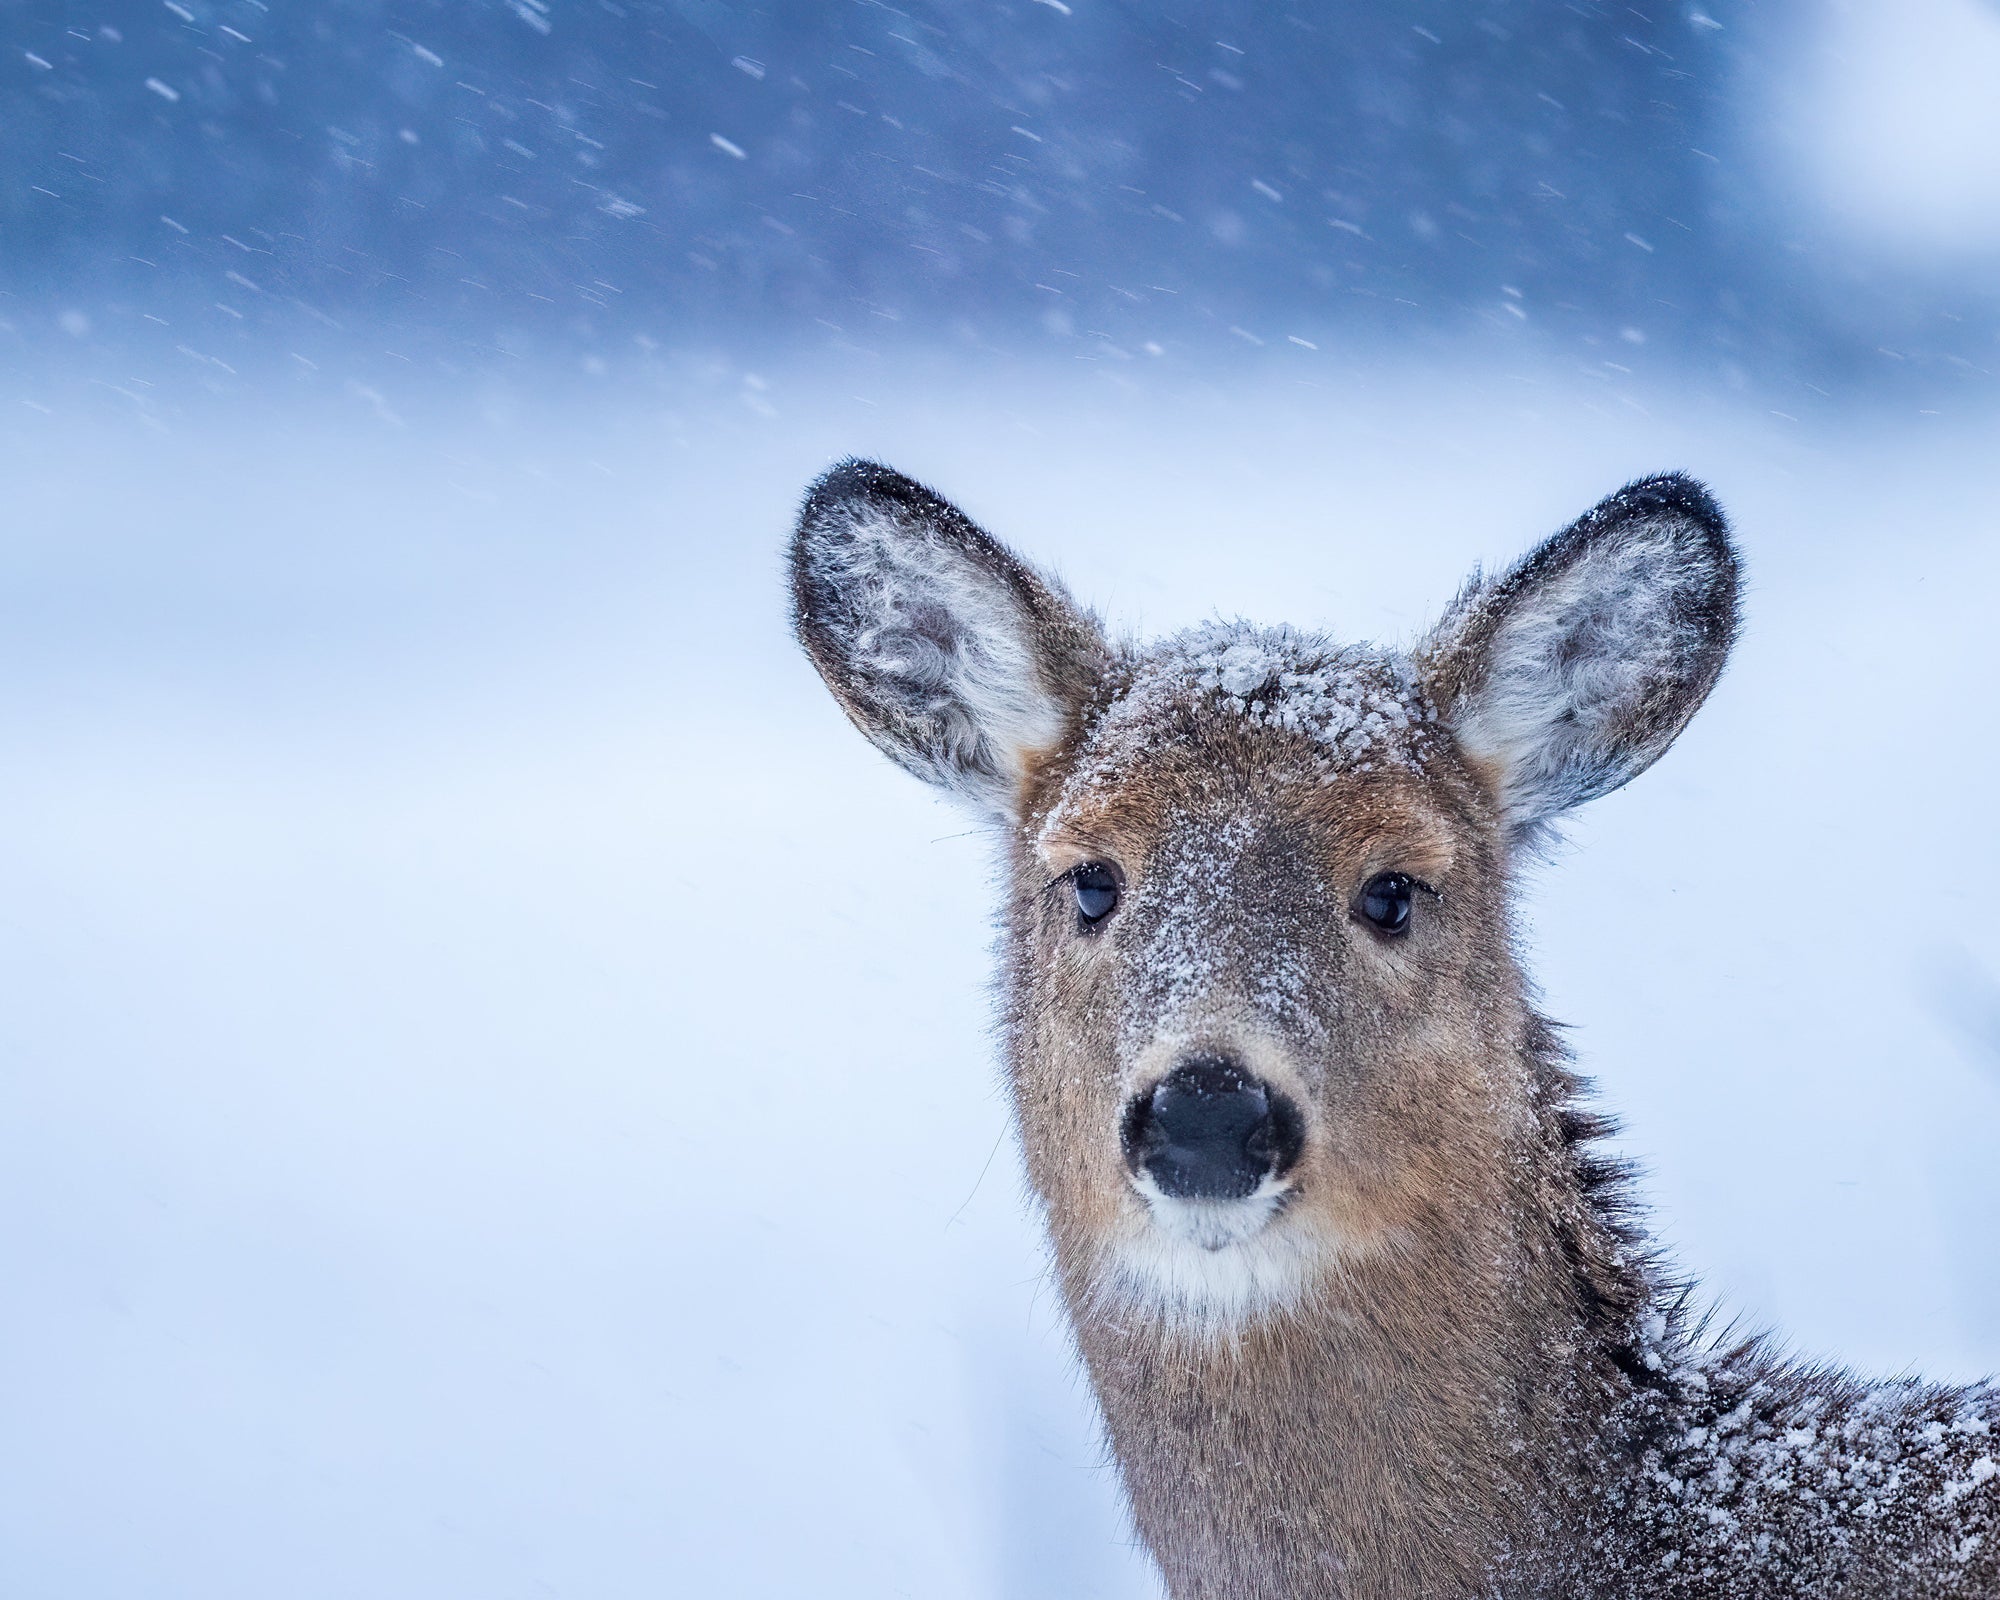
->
[1096,1177,1334,1333]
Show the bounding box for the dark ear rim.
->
[1422,471,1742,825]
[1436,472,1738,685]
[788,457,1108,810]
[789,458,1049,659]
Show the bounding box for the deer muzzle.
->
[1121,1054,1306,1202]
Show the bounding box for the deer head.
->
[790,461,1737,1336]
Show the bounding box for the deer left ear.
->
[790,459,1108,819]
[1420,473,1741,837]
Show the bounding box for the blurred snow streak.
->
[1,2,1998,1597]
[3,0,1999,389]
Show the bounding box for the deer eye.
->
[1358,872,1415,934]
[1072,863,1120,925]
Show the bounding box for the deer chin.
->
[1095,1174,1328,1331]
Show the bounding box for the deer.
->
[787,459,1998,1599]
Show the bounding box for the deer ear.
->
[1420,473,1740,837]
[790,459,1108,818]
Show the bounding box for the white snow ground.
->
[1,355,1996,1598]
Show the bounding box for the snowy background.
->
[3,5,1999,1598]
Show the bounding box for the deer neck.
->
[1060,1049,1644,1600]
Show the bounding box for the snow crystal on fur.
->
[1580,1325,2000,1596]
[1048,623,1436,826]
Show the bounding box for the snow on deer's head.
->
[791,461,1738,1332]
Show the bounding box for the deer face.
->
[1017,630,1515,1324]
[792,462,1736,1329]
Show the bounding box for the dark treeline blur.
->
[5,0,1994,393]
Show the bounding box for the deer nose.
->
[1121,1055,1305,1202]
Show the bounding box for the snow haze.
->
[1764,0,2000,257]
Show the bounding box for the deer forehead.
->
[1035,622,1458,870]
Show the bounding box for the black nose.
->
[1121,1055,1305,1201]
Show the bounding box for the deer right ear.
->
[1420,473,1741,839]
[789,459,1108,819]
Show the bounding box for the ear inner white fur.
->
[790,459,1107,817]
[1422,474,1739,837]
